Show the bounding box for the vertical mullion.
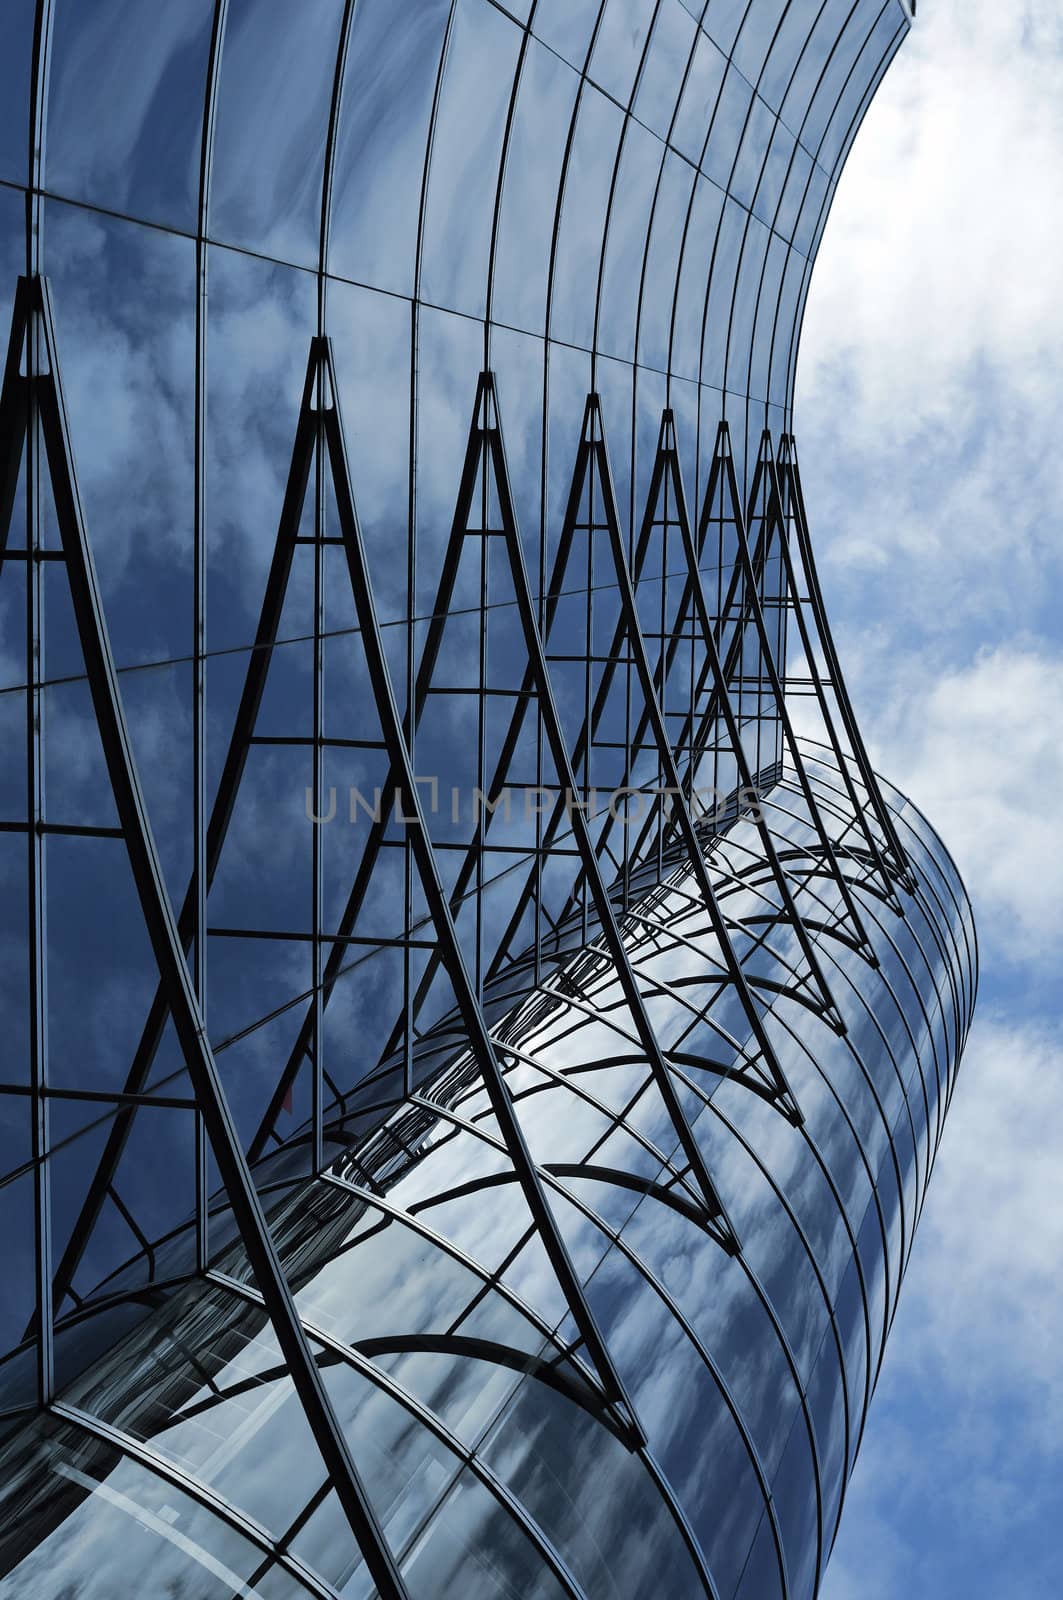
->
[26,0,53,1406]
[477,402,489,997]
[27,301,51,1402]
[312,378,326,1173]
[193,0,228,1269]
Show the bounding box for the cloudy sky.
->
[795,3,1063,1595]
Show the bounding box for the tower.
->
[0,4,974,1598]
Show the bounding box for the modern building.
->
[0,3,975,1598]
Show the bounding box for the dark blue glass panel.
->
[329,0,450,296]
[771,1404,820,1600]
[210,0,345,265]
[419,0,522,320]
[481,1376,707,1600]
[0,0,34,185]
[46,0,215,229]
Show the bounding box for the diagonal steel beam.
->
[623,431,780,876]
[42,338,320,1318]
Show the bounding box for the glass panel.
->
[0,1169,35,1402]
[209,0,345,265]
[0,837,29,1094]
[770,1406,819,1600]
[550,88,624,351]
[671,29,726,167]
[481,1374,706,1599]
[759,0,827,114]
[703,0,750,59]
[45,0,215,229]
[492,39,579,335]
[731,92,776,212]
[404,1465,569,1600]
[0,1412,313,1599]
[638,148,697,372]
[328,278,412,625]
[597,119,662,363]
[42,204,196,669]
[419,0,522,320]
[589,0,655,107]
[329,0,450,296]
[0,0,34,185]
[735,1508,785,1600]
[205,245,317,654]
[671,173,723,383]
[531,0,599,70]
[633,0,697,141]
[800,6,875,159]
[733,0,789,89]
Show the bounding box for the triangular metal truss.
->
[0,275,409,1600]
[403,372,742,1243]
[721,424,883,966]
[775,432,914,901]
[547,395,807,1119]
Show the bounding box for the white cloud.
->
[800,1,1063,434]
[796,0,1063,642]
[797,5,1063,1595]
[822,1015,1063,1597]
[790,0,1063,974]
[849,639,1063,971]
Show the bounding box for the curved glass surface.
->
[0,5,966,1600]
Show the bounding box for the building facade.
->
[0,3,975,1599]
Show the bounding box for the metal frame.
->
[448,371,741,1246]
[37,321,642,1442]
[560,393,807,1118]
[0,275,409,1600]
[720,423,882,966]
[778,434,914,894]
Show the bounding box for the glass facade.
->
[0,3,972,1599]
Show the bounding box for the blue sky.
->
[795,3,1063,1595]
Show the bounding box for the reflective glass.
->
[597,119,663,362]
[771,1405,820,1600]
[0,0,34,185]
[404,1466,570,1600]
[589,0,655,106]
[703,63,754,195]
[419,0,522,320]
[531,0,599,68]
[634,1,697,140]
[43,204,195,667]
[638,149,697,372]
[210,0,345,265]
[703,0,751,58]
[492,39,580,334]
[671,29,727,166]
[481,1376,706,1600]
[0,1413,314,1599]
[45,0,215,230]
[550,88,624,350]
[0,5,966,1594]
[329,0,450,295]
